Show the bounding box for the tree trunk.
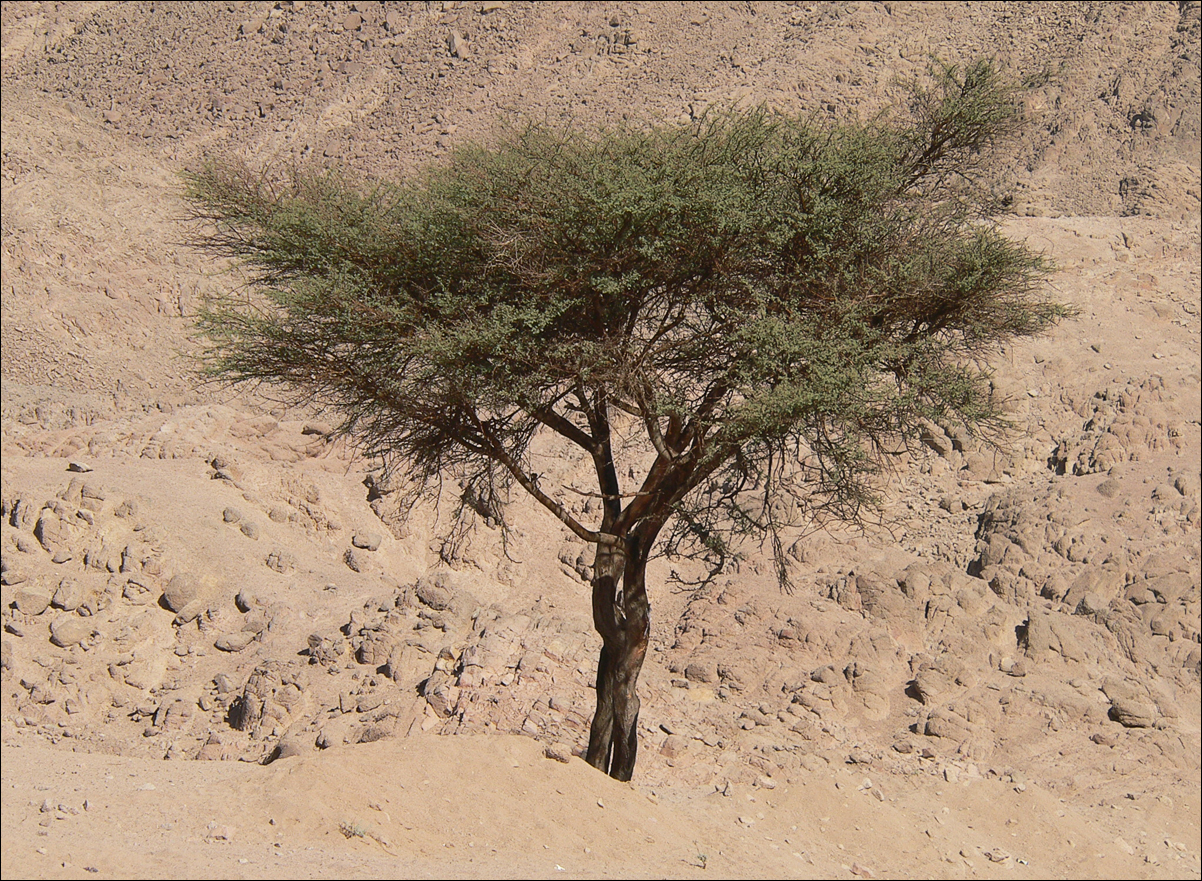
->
[585,537,651,781]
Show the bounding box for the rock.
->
[962,452,1003,482]
[356,692,383,713]
[1064,567,1124,610]
[67,461,93,473]
[213,465,243,485]
[228,664,307,737]
[80,482,106,504]
[447,29,468,58]
[267,730,311,762]
[205,823,234,842]
[34,512,72,554]
[154,698,193,731]
[660,734,689,759]
[123,578,156,605]
[855,574,908,620]
[265,549,296,573]
[924,707,974,740]
[384,642,432,683]
[307,633,344,667]
[51,578,86,611]
[215,631,258,653]
[1103,679,1158,728]
[14,584,52,616]
[1075,592,1109,617]
[999,656,1027,677]
[196,734,225,761]
[240,521,260,540]
[114,499,138,519]
[316,717,355,749]
[1021,612,1085,662]
[919,421,954,457]
[414,575,454,611]
[234,588,261,613]
[301,421,333,436]
[13,531,39,553]
[28,682,58,704]
[423,670,458,717]
[59,478,83,505]
[1151,482,1180,502]
[50,614,95,647]
[1173,472,1199,497]
[1,568,29,586]
[222,507,243,523]
[173,598,207,625]
[117,656,167,692]
[344,548,365,572]
[684,662,715,683]
[162,573,200,613]
[352,532,382,551]
[1148,608,1179,638]
[242,609,271,634]
[358,723,393,744]
[544,742,573,763]
[939,495,966,513]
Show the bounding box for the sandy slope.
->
[4,733,1198,880]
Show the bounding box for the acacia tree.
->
[185,60,1065,781]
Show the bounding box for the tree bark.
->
[585,536,651,781]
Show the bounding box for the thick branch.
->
[582,383,623,529]
[532,403,600,455]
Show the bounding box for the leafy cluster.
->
[185,59,1065,579]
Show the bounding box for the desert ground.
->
[1,2,1199,878]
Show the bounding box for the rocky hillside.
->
[2,3,1200,878]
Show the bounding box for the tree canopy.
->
[184,59,1067,780]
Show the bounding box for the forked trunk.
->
[585,537,651,781]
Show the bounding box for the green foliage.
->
[184,59,1066,578]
